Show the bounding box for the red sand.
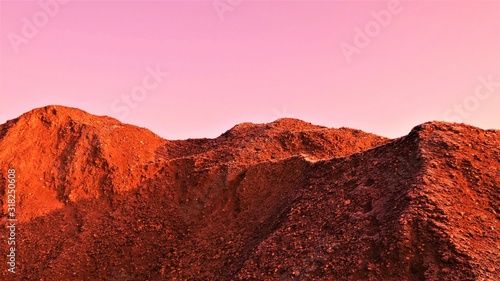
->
[0,105,498,280]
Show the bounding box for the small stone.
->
[344,200,351,205]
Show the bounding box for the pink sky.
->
[1,0,499,140]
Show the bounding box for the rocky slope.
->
[0,105,498,280]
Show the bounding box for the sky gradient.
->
[1,0,499,140]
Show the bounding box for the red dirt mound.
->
[0,105,498,280]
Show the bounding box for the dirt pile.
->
[0,105,498,280]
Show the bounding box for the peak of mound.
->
[220,118,327,139]
[409,120,499,137]
[159,118,389,167]
[407,121,500,158]
[0,105,165,221]
[18,105,121,127]
[270,118,327,131]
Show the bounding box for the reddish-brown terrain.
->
[0,105,499,280]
